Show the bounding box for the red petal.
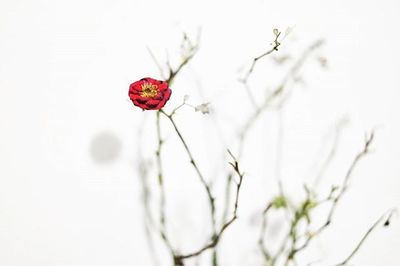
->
[129,82,143,93]
[163,88,172,101]
[132,100,148,109]
[146,99,161,109]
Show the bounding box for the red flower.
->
[129,77,172,110]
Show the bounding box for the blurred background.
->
[1,0,399,265]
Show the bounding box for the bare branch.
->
[174,150,245,262]
[155,111,175,256]
[240,29,283,84]
[331,209,396,266]
[137,122,160,266]
[258,203,273,262]
[287,131,376,262]
[147,46,167,80]
[160,109,217,235]
[238,39,324,158]
[312,117,348,188]
[166,32,200,85]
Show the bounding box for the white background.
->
[1,0,399,265]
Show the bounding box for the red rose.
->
[129,77,172,110]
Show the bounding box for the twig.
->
[257,131,376,266]
[147,46,167,80]
[227,150,245,221]
[160,109,217,234]
[239,29,282,109]
[166,32,200,85]
[173,150,245,262]
[313,117,348,188]
[147,32,201,265]
[147,31,199,86]
[154,111,176,257]
[331,209,396,266]
[258,203,273,262]
[137,121,160,266]
[237,39,324,158]
[286,131,376,262]
[240,30,283,84]
[275,104,291,214]
[221,173,234,224]
[318,131,375,231]
[239,39,324,266]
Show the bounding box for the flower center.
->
[141,83,159,98]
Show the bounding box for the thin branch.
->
[237,39,324,158]
[166,32,200,85]
[155,111,176,257]
[257,131,376,266]
[147,46,167,80]
[160,109,217,235]
[136,120,160,266]
[319,131,375,230]
[240,30,283,84]
[313,117,348,188]
[147,33,201,265]
[147,31,200,86]
[239,29,283,109]
[156,112,166,225]
[288,131,376,261]
[239,39,324,266]
[227,150,245,220]
[174,150,245,262]
[331,209,396,266]
[258,203,273,262]
[221,173,234,223]
[275,107,285,193]
[169,98,188,117]
[138,159,160,266]
[258,105,289,265]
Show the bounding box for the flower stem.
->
[160,109,217,234]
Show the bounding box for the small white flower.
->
[195,103,211,114]
[273,28,280,36]
[284,27,293,37]
[183,94,190,102]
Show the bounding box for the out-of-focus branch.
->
[229,39,324,266]
[313,131,375,234]
[147,31,200,86]
[224,40,323,241]
[138,156,160,266]
[167,32,200,85]
[284,131,376,264]
[155,111,176,258]
[137,119,162,266]
[156,112,166,225]
[258,203,273,262]
[238,39,324,158]
[257,131,381,266]
[313,117,348,188]
[147,46,167,80]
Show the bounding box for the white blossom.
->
[195,103,211,114]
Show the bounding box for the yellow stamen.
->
[141,83,159,98]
